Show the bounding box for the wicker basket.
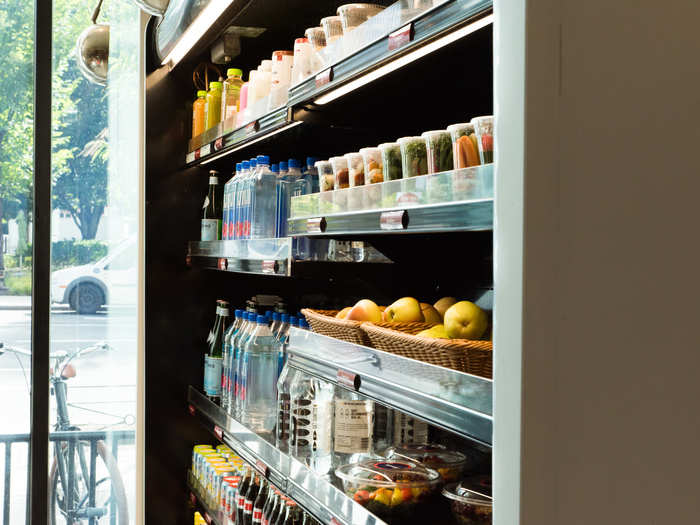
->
[361,322,493,379]
[300,308,372,346]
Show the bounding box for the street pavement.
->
[0,297,138,523]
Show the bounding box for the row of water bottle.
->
[221,306,309,437]
[222,155,319,241]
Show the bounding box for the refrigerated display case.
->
[146,1,494,523]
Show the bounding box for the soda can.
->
[212,464,235,501]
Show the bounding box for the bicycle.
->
[0,341,129,525]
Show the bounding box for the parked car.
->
[50,237,137,314]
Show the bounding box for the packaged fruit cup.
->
[397,136,428,178]
[344,152,365,187]
[337,4,386,32]
[305,27,327,49]
[336,460,442,524]
[442,477,492,525]
[447,123,480,168]
[321,16,344,44]
[330,155,350,211]
[422,130,454,174]
[384,443,468,483]
[470,115,494,164]
[359,147,383,184]
[315,160,335,192]
[378,142,403,181]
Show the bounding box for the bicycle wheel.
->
[48,439,129,525]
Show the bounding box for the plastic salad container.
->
[337,4,385,32]
[330,156,350,189]
[321,16,344,44]
[359,147,383,184]
[305,27,327,49]
[470,116,494,164]
[315,160,335,192]
[384,443,468,483]
[398,136,428,178]
[336,460,441,524]
[447,123,480,168]
[378,142,403,181]
[442,476,492,525]
[344,152,365,187]
[422,130,454,174]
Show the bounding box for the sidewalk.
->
[0,295,31,310]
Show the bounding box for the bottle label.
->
[204,356,223,397]
[201,219,220,241]
[244,500,253,513]
[253,509,263,523]
[393,411,429,445]
[293,399,332,453]
[334,400,373,453]
[277,393,291,443]
[238,495,246,512]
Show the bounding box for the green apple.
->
[433,297,457,318]
[384,297,424,322]
[443,301,489,339]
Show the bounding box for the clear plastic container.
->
[345,152,365,187]
[441,477,492,525]
[330,156,349,189]
[447,123,480,168]
[422,130,454,174]
[315,160,335,192]
[378,142,403,181]
[470,115,494,164]
[321,16,344,44]
[291,38,313,85]
[398,136,428,178]
[384,443,467,483]
[359,147,383,184]
[335,460,441,524]
[305,27,327,50]
[337,4,386,32]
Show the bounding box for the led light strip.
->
[314,14,494,105]
[162,0,237,68]
[200,121,303,165]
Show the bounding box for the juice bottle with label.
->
[205,81,223,130]
[192,90,207,138]
[221,68,244,123]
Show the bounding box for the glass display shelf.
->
[288,166,494,236]
[187,238,292,276]
[286,328,492,445]
[183,0,493,165]
[187,387,389,525]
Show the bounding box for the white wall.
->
[495,0,700,523]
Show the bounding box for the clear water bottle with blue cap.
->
[222,309,244,411]
[305,157,320,193]
[278,161,288,178]
[233,160,250,239]
[240,314,280,434]
[232,310,256,417]
[250,155,277,239]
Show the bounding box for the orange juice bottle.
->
[192,90,207,138]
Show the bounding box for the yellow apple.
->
[416,324,448,338]
[345,299,383,323]
[336,307,352,319]
[384,297,424,323]
[420,303,442,325]
[443,301,489,340]
[433,297,457,318]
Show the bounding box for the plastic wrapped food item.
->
[442,477,492,525]
[330,156,350,189]
[422,130,454,174]
[337,4,386,33]
[470,116,494,164]
[305,27,327,49]
[344,152,365,187]
[336,460,441,524]
[321,16,344,44]
[315,160,335,192]
[447,123,480,168]
[379,142,403,181]
[359,147,383,184]
[398,136,428,178]
[384,443,467,483]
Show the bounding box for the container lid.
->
[197,90,207,97]
[337,3,386,14]
[378,142,399,149]
[441,477,492,506]
[227,68,243,77]
[272,50,294,58]
[294,37,309,45]
[446,123,474,132]
[397,136,424,144]
[421,129,451,138]
[314,160,332,168]
[335,460,441,488]
[385,443,467,469]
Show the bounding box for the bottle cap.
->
[288,158,301,169]
[210,81,223,90]
[299,319,309,329]
[234,309,242,318]
[256,315,266,324]
[289,316,298,325]
[281,314,289,322]
[227,68,243,77]
[265,310,273,319]
[306,156,319,167]
[249,159,257,168]
[294,38,309,45]
[197,90,207,97]
[242,161,250,170]
[272,312,280,321]
[279,161,288,171]
[270,164,279,173]
[236,162,242,172]
[209,176,219,184]
[258,155,270,165]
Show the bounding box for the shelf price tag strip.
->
[380,210,408,230]
[337,369,360,391]
[315,67,333,88]
[306,217,326,233]
[388,23,414,51]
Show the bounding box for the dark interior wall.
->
[145,12,493,525]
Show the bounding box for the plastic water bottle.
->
[273,313,289,341]
[233,161,249,239]
[240,315,280,434]
[229,163,242,240]
[291,164,312,259]
[250,155,277,239]
[291,372,334,476]
[222,309,243,412]
[276,360,300,453]
[242,158,258,239]
[306,157,320,194]
[232,310,256,418]
[270,311,281,334]
[287,158,302,179]
[333,387,375,466]
[222,174,230,240]
[279,161,288,178]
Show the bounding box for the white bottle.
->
[291,373,334,476]
[333,387,375,466]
